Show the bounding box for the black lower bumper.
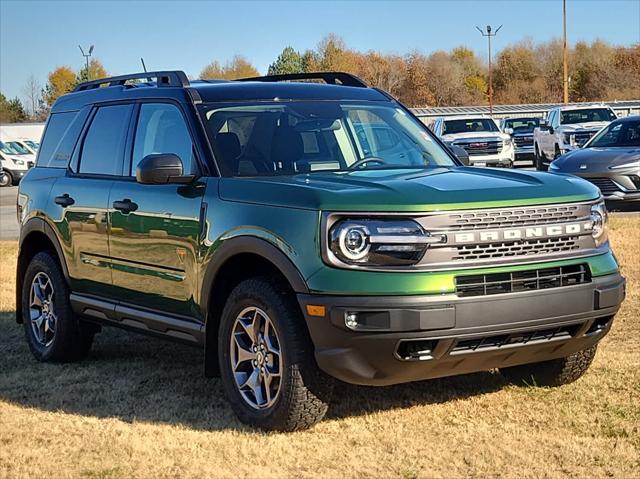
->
[298,273,625,386]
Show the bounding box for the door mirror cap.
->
[136,154,193,184]
[504,127,514,135]
[539,119,549,130]
[448,144,470,165]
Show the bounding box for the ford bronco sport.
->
[16,71,625,431]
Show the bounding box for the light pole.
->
[79,45,94,80]
[563,0,569,104]
[476,24,502,116]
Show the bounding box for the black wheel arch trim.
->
[200,235,309,319]
[16,217,70,322]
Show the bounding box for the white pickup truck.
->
[533,104,617,170]
[432,115,514,167]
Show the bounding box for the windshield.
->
[560,108,616,125]
[442,118,499,135]
[201,101,456,176]
[586,119,640,148]
[0,141,27,155]
[24,140,39,151]
[502,118,540,133]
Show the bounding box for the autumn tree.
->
[200,55,259,80]
[268,47,304,75]
[0,93,28,123]
[76,58,108,83]
[43,66,76,108]
[399,52,435,107]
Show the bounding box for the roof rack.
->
[73,70,190,92]
[237,72,368,88]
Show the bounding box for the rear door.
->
[107,101,206,319]
[49,104,133,297]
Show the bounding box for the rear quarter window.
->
[37,111,77,168]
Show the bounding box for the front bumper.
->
[299,272,625,386]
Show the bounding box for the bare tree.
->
[22,75,42,120]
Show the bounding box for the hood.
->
[441,131,507,142]
[552,147,640,173]
[558,122,609,132]
[219,167,600,212]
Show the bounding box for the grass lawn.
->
[0,217,638,478]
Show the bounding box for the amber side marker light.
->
[306,305,326,317]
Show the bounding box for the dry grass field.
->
[0,217,638,479]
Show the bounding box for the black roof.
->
[52,70,389,113]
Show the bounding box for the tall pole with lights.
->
[563,0,569,104]
[79,45,94,81]
[476,24,502,116]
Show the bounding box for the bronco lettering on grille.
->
[453,222,591,244]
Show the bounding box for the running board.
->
[70,293,204,345]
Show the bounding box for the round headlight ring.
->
[338,225,370,261]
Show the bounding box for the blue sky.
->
[1,0,639,100]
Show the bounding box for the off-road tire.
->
[534,144,547,171]
[0,170,13,187]
[500,345,597,387]
[22,251,94,362]
[218,276,333,431]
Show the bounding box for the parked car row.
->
[429,104,638,204]
[0,138,39,186]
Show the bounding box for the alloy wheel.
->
[29,272,56,347]
[230,307,283,410]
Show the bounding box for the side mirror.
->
[136,154,193,184]
[504,127,514,135]
[448,145,470,165]
[539,119,549,131]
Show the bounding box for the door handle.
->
[112,199,138,213]
[54,194,75,207]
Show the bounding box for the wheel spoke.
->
[31,284,45,308]
[232,334,255,370]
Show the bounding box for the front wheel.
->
[500,345,597,387]
[534,144,547,171]
[0,170,12,187]
[218,277,333,431]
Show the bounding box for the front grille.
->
[450,324,580,354]
[455,263,591,297]
[448,204,581,230]
[514,135,533,147]
[585,177,622,195]
[574,131,598,147]
[455,139,503,156]
[454,236,580,261]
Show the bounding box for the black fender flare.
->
[200,235,309,320]
[16,217,70,321]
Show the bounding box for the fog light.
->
[345,312,359,329]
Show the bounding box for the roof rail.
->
[73,70,189,92]
[237,72,368,88]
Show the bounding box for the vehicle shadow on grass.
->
[0,311,506,432]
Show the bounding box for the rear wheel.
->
[500,345,597,386]
[0,170,12,187]
[218,276,333,431]
[21,251,94,362]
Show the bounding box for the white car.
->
[12,139,40,155]
[0,141,33,186]
[432,116,515,167]
[533,104,617,170]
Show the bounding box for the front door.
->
[108,102,206,319]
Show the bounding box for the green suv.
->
[16,71,625,431]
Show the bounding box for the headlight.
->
[562,133,575,146]
[589,201,608,246]
[329,219,444,266]
[503,137,512,147]
[610,160,640,170]
[13,159,25,166]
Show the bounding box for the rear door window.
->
[79,104,132,176]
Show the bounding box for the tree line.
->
[2,34,638,123]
